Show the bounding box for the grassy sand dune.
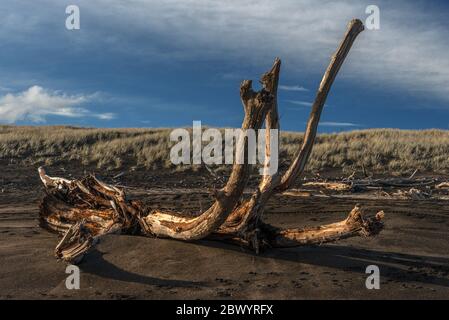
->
[1,125,449,175]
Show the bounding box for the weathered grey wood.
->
[37,19,385,263]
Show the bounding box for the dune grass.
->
[1,125,449,175]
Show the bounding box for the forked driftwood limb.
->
[216,19,370,248]
[38,19,385,264]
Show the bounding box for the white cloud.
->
[279,85,309,92]
[286,100,313,107]
[0,86,115,123]
[286,100,331,109]
[96,113,116,120]
[320,122,361,127]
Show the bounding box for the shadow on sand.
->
[77,237,449,289]
[79,250,205,288]
[197,240,449,288]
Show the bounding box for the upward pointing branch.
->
[277,19,364,191]
[219,20,366,239]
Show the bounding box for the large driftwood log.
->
[38,19,385,264]
[216,19,368,249]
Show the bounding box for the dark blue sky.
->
[0,0,449,132]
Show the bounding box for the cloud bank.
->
[76,0,448,102]
[0,0,448,131]
[0,86,114,123]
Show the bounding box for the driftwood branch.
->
[278,19,364,192]
[217,19,369,249]
[139,81,272,240]
[262,206,384,248]
[37,19,385,264]
[302,177,439,192]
